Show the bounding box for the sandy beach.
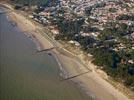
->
[1,2,133,100]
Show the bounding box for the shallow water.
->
[0,8,92,100]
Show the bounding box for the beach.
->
[1,2,132,100]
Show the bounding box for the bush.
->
[14,4,23,10]
[109,8,117,13]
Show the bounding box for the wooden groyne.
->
[36,47,57,53]
[0,6,13,14]
[61,71,90,81]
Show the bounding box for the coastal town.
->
[0,0,134,100]
[19,0,134,89]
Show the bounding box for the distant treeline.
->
[10,0,58,5]
[11,0,49,5]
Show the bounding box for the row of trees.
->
[100,22,133,40]
[93,22,134,87]
[55,16,85,40]
[116,14,134,21]
[90,47,134,87]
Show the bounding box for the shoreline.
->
[24,30,92,98]
[1,2,133,100]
